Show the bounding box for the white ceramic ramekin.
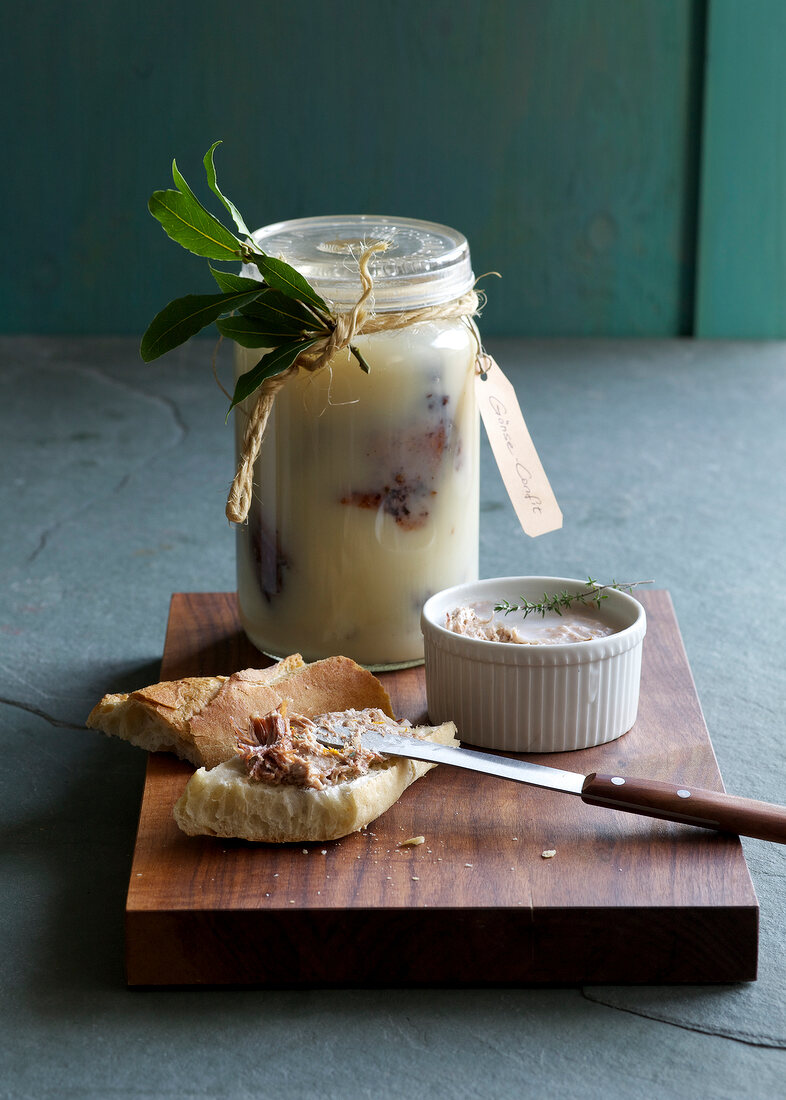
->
[421,577,647,753]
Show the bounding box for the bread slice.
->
[173,719,458,843]
[85,654,394,769]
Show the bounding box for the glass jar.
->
[234,215,479,668]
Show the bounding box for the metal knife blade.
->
[318,729,584,794]
[315,728,786,844]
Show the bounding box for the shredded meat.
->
[339,392,452,531]
[445,606,523,642]
[234,705,396,790]
[340,474,437,531]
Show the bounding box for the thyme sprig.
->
[495,578,652,619]
[141,142,369,411]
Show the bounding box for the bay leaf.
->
[148,188,241,261]
[241,287,329,331]
[216,315,308,348]
[209,265,263,294]
[251,253,330,316]
[203,141,252,238]
[229,337,322,410]
[141,288,263,362]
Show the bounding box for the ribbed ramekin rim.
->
[421,575,647,667]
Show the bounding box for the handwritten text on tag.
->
[475,355,562,537]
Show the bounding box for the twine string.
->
[225,242,479,523]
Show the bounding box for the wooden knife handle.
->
[581,773,786,843]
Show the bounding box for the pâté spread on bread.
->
[174,705,457,844]
[233,705,400,790]
[87,654,458,843]
[445,604,616,645]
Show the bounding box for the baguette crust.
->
[85,676,227,765]
[86,654,394,769]
[173,720,458,842]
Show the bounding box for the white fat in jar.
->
[234,216,479,669]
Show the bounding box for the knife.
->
[316,729,786,843]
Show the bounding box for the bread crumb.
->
[400,835,425,848]
[302,848,308,854]
[541,849,557,859]
[412,875,420,881]
[465,863,473,868]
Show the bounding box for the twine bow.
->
[226,242,479,523]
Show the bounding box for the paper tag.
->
[475,354,562,537]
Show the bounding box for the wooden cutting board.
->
[125,591,758,986]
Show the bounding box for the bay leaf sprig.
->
[141,142,368,411]
[495,578,652,619]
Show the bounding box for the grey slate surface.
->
[2,336,786,1098]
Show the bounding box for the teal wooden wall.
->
[4,0,778,339]
[695,0,786,337]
